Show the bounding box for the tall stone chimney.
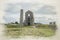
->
[20,9,23,26]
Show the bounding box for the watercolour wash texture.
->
[4,3,57,37]
[0,0,60,40]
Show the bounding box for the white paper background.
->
[0,0,60,40]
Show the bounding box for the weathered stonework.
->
[24,10,34,26]
[20,9,23,26]
[20,9,34,26]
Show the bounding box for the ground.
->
[4,24,56,38]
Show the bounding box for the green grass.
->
[5,27,55,37]
[4,24,56,38]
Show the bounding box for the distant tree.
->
[49,22,52,25]
[15,22,18,24]
[53,22,56,25]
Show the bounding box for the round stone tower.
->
[20,9,23,26]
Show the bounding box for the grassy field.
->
[4,25,56,38]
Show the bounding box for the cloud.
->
[35,5,56,15]
[5,4,21,14]
[34,16,56,24]
[5,3,44,14]
[3,14,20,23]
[4,3,56,24]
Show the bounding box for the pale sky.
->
[0,0,57,24]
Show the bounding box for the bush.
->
[6,24,20,28]
[35,24,49,28]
